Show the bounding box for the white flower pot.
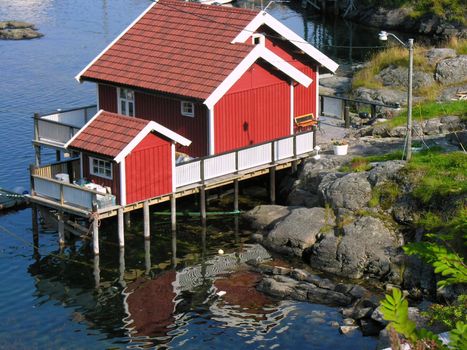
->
[333,144,348,155]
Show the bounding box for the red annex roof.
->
[68,111,150,158]
[79,0,258,100]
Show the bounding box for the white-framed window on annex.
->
[90,157,113,179]
[118,88,135,117]
[181,101,194,117]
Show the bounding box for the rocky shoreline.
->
[334,3,466,39]
[0,21,43,40]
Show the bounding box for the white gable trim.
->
[74,1,158,82]
[204,45,312,109]
[232,11,338,74]
[114,120,191,163]
[64,109,105,149]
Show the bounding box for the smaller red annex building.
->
[65,110,191,206]
[75,0,338,158]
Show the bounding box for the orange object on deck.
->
[294,113,318,131]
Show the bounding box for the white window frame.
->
[118,88,135,117]
[181,101,194,117]
[89,157,113,180]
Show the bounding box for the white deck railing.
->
[34,105,97,148]
[175,130,314,188]
[32,175,115,211]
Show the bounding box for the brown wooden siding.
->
[98,84,118,112]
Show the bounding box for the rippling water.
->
[0,1,380,348]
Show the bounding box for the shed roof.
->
[66,110,191,162]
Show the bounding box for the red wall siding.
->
[125,133,172,204]
[98,84,118,112]
[263,32,317,118]
[214,61,291,153]
[135,92,208,157]
[82,154,121,204]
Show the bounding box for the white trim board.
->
[204,45,312,109]
[232,11,339,74]
[75,1,158,82]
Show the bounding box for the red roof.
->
[79,0,258,100]
[68,111,150,158]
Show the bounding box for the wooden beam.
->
[118,207,124,248]
[143,201,150,240]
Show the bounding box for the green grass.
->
[405,148,467,203]
[385,100,467,128]
[340,151,404,172]
[369,181,401,210]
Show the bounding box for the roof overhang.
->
[232,11,339,74]
[204,45,312,109]
[65,110,191,163]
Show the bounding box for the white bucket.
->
[333,144,348,156]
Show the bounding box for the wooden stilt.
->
[292,160,298,173]
[58,211,65,247]
[118,207,124,248]
[34,145,41,167]
[144,239,151,274]
[119,248,126,287]
[312,125,317,148]
[92,217,99,255]
[170,194,176,232]
[233,179,239,212]
[124,212,131,228]
[234,216,239,244]
[93,254,100,288]
[171,229,177,268]
[143,201,150,240]
[200,187,206,224]
[269,167,276,204]
[32,204,39,259]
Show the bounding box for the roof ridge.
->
[157,0,260,16]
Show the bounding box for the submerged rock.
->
[242,204,291,230]
[0,21,43,40]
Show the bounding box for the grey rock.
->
[342,305,373,320]
[0,21,42,40]
[319,76,352,94]
[319,172,372,210]
[339,325,359,334]
[368,160,405,187]
[438,83,467,102]
[343,318,356,326]
[243,205,291,230]
[310,216,399,279]
[264,207,334,257]
[422,118,442,135]
[393,195,420,224]
[307,285,352,306]
[425,48,456,66]
[436,55,467,84]
[330,321,340,328]
[354,87,407,107]
[348,285,370,299]
[334,283,354,295]
[257,277,295,299]
[287,188,320,207]
[377,65,435,90]
[289,268,309,281]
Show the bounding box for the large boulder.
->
[425,48,456,66]
[263,207,334,257]
[435,55,467,84]
[319,172,372,210]
[243,205,291,230]
[309,216,400,279]
[377,65,435,90]
[367,160,405,187]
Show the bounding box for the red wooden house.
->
[75,0,338,158]
[65,110,190,206]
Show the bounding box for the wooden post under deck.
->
[233,179,239,212]
[269,167,276,204]
[31,204,39,258]
[92,216,99,255]
[58,211,65,247]
[200,187,206,223]
[170,194,176,232]
[118,207,124,248]
[124,212,131,228]
[144,239,151,275]
[93,255,100,288]
[143,200,150,240]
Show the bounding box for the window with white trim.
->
[90,157,113,179]
[181,101,194,117]
[118,88,135,117]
